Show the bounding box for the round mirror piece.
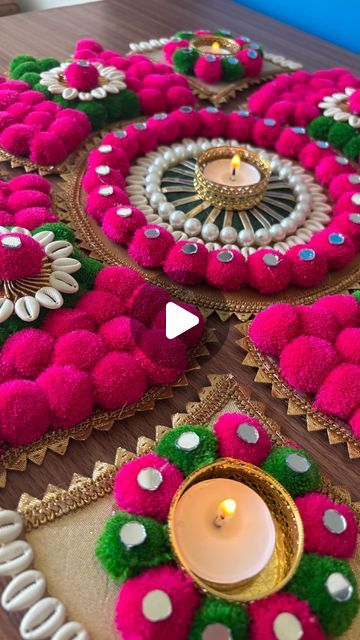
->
[182,242,199,255]
[1,236,21,249]
[237,423,260,444]
[299,248,315,261]
[119,522,147,549]
[351,193,360,205]
[134,122,147,130]
[116,207,132,218]
[285,453,311,474]
[142,590,172,622]
[95,165,110,176]
[263,253,279,266]
[326,572,353,602]
[202,623,233,640]
[99,144,112,153]
[175,431,200,452]
[98,186,114,196]
[217,249,234,263]
[273,612,304,640]
[336,156,348,165]
[137,467,163,491]
[323,509,347,534]
[348,175,360,184]
[329,233,345,245]
[144,228,161,239]
[154,113,167,120]
[349,213,360,224]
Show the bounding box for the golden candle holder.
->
[168,458,304,603]
[194,146,271,210]
[192,35,240,57]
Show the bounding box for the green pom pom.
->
[261,446,320,497]
[105,90,140,121]
[37,57,60,72]
[307,116,333,140]
[343,134,360,161]
[173,47,199,75]
[328,122,356,149]
[287,554,359,635]
[33,83,52,98]
[189,597,249,640]
[76,101,107,130]
[33,222,76,244]
[9,55,36,74]
[175,31,195,40]
[213,29,233,37]
[353,289,360,304]
[96,511,171,582]
[20,72,40,88]
[221,57,244,82]
[155,424,218,476]
[12,61,39,80]
[72,247,103,287]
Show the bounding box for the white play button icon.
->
[165,302,200,340]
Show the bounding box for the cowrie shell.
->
[0,510,23,544]
[10,226,32,236]
[126,185,145,195]
[105,83,121,94]
[15,296,40,322]
[32,230,55,247]
[49,84,64,94]
[45,240,73,260]
[0,225,9,234]
[0,540,33,576]
[51,258,81,274]
[1,570,46,612]
[20,597,66,640]
[49,271,79,294]
[0,297,14,323]
[91,87,107,99]
[62,87,78,100]
[51,621,89,640]
[78,92,92,101]
[35,287,63,309]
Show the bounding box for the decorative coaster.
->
[0,218,213,487]
[128,33,301,106]
[237,294,360,458]
[58,103,360,319]
[1,375,358,640]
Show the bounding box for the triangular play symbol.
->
[165,302,199,340]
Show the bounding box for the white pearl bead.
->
[200,141,211,151]
[145,174,160,185]
[289,210,306,225]
[184,218,202,236]
[145,184,159,196]
[280,218,298,234]
[172,146,186,161]
[255,228,272,245]
[158,202,175,219]
[278,167,290,180]
[202,223,219,241]
[186,143,200,156]
[150,193,166,208]
[211,138,225,146]
[298,193,311,205]
[270,224,286,241]
[153,157,166,169]
[238,229,255,246]
[169,210,186,228]
[163,150,175,164]
[220,226,238,244]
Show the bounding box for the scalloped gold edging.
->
[17,373,360,534]
[236,325,360,459]
[0,328,216,489]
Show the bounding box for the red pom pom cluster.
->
[249,295,360,436]
[0,265,205,449]
[0,173,56,230]
[82,106,360,295]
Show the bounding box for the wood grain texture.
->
[0,1,359,637]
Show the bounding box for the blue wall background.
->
[234,0,360,54]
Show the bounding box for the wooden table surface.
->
[0,1,359,637]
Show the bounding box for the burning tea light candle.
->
[193,36,239,57]
[172,477,276,585]
[203,151,261,187]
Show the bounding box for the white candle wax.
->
[203,158,261,187]
[173,478,275,585]
[198,45,229,55]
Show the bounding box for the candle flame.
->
[211,41,220,53]
[218,498,237,519]
[231,153,241,170]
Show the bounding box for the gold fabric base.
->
[11,374,359,640]
[237,325,360,459]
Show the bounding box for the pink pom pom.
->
[34,100,61,116]
[88,146,129,173]
[92,350,148,410]
[24,111,53,131]
[266,100,294,125]
[287,245,328,288]
[0,380,50,446]
[163,240,208,285]
[98,316,145,351]
[29,132,68,166]
[115,565,200,640]
[314,294,360,327]
[102,205,146,245]
[169,107,202,137]
[194,55,222,83]
[86,185,130,224]
[165,86,196,111]
[129,283,171,326]
[315,155,354,186]
[125,122,158,153]
[101,130,139,160]
[0,124,36,156]
[251,118,282,149]
[299,141,333,170]
[349,409,360,438]
[335,327,360,365]
[310,229,356,270]
[163,39,189,62]
[49,118,87,152]
[0,356,17,384]
[75,39,103,53]
[314,363,360,419]
[128,225,174,267]
[138,88,167,115]
[329,173,360,201]
[152,302,205,348]
[94,265,144,303]
[296,493,357,558]
[333,191,360,216]
[147,113,180,144]
[226,110,255,141]
[237,48,263,76]
[42,307,95,338]
[64,61,99,91]
[280,335,339,393]
[249,592,325,640]
[294,101,320,125]
[0,80,28,92]
[214,412,271,465]
[248,87,278,116]
[349,88,360,115]
[128,60,155,80]
[0,233,44,281]
[247,249,291,294]
[2,329,53,379]
[7,103,31,120]
[143,73,173,92]
[298,305,339,342]
[124,75,142,92]
[0,211,14,226]
[55,108,91,135]
[14,207,57,230]
[9,173,51,194]
[114,452,184,520]
[7,189,51,213]
[275,127,309,159]
[0,112,16,133]
[136,327,188,384]
[199,107,227,137]
[249,303,302,357]
[81,167,125,193]
[77,289,126,326]
[206,248,247,290]
[332,212,360,248]
[37,364,93,429]
[0,90,18,109]
[166,73,189,87]
[53,330,105,371]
